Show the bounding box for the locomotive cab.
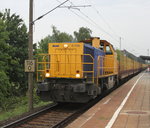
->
[98,40,118,89]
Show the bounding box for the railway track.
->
[16,103,85,128]
[1,102,92,128]
[1,95,107,128]
[1,76,132,128]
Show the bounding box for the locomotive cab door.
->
[100,40,118,89]
[100,40,118,75]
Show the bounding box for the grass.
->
[0,104,28,121]
[0,96,51,121]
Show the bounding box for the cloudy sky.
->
[1,0,150,56]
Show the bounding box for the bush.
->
[0,71,12,111]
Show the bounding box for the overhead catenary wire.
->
[32,0,69,24]
[59,5,91,10]
[86,0,120,38]
[69,9,96,27]
[55,0,119,42]
[68,0,120,43]
[32,0,120,44]
[78,10,119,42]
[85,0,143,55]
[55,0,100,32]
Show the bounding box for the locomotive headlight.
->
[76,73,80,78]
[45,73,50,77]
[64,44,68,48]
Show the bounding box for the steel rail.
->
[1,103,57,128]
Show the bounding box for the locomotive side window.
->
[106,45,113,55]
[100,43,104,51]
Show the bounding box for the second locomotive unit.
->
[36,37,146,103]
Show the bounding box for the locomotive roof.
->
[79,37,100,43]
[100,40,113,46]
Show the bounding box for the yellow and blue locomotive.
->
[36,37,146,103]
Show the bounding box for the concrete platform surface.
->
[66,72,150,128]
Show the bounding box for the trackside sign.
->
[25,60,35,72]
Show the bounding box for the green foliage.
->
[116,49,122,61]
[0,95,51,121]
[52,26,73,42]
[38,35,52,53]
[0,19,10,72]
[0,71,11,111]
[0,9,28,97]
[0,104,28,121]
[0,9,28,111]
[0,18,12,111]
[74,27,92,41]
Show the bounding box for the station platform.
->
[66,72,150,128]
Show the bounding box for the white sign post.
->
[25,60,35,72]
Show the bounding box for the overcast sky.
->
[1,0,150,56]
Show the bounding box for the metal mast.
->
[28,0,34,111]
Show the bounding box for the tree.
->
[0,18,13,110]
[0,71,12,110]
[74,27,92,41]
[0,9,28,95]
[52,26,73,42]
[0,18,10,78]
[0,19,9,72]
[38,35,52,53]
[38,26,73,53]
